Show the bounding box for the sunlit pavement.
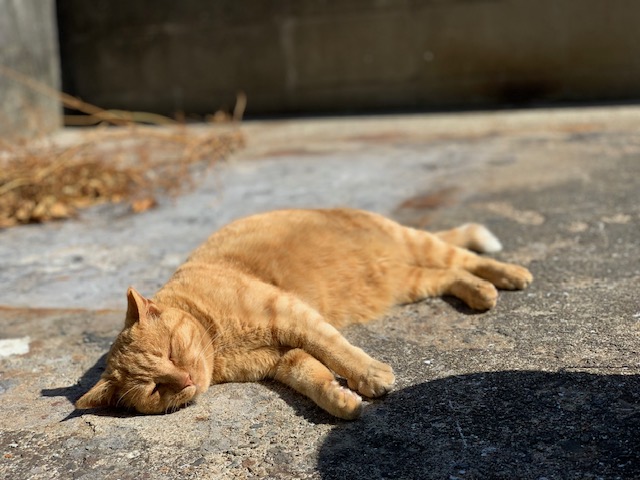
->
[1,106,639,479]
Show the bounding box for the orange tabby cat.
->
[76,208,532,419]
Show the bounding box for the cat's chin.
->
[182,384,199,401]
[166,385,199,412]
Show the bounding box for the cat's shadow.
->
[259,381,344,425]
[41,353,141,421]
[442,296,485,315]
[317,370,640,479]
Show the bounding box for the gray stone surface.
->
[1,107,639,479]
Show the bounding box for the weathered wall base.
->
[57,0,640,115]
[0,0,61,138]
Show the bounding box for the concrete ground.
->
[1,106,639,479]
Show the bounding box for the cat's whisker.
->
[195,329,219,362]
[194,323,217,359]
[130,388,148,411]
[116,384,138,408]
[168,396,183,414]
[192,326,221,372]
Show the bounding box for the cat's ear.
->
[75,377,117,409]
[125,287,161,327]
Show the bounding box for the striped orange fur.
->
[76,208,532,419]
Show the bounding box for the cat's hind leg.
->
[272,348,363,420]
[394,266,499,310]
[399,227,532,293]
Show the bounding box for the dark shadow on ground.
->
[41,353,140,420]
[42,353,108,405]
[317,370,640,479]
[442,296,488,315]
[259,381,334,425]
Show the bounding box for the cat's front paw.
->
[325,381,363,420]
[348,360,395,398]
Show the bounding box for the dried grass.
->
[0,127,244,228]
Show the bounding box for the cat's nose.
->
[181,373,195,390]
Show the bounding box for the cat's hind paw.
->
[504,264,533,290]
[475,261,533,291]
[489,263,533,290]
[348,360,395,398]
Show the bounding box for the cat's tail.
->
[434,223,503,253]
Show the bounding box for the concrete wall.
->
[56,0,640,116]
[0,0,61,137]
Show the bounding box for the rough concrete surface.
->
[1,106,639,479]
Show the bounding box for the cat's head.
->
[76,287,214,414]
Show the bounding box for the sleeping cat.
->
[76,208,532,419]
